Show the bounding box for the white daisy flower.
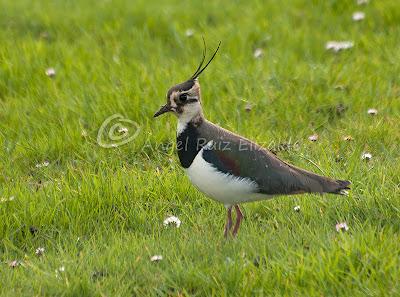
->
[150,255,163,262]
[55,265,65,278]
[352,11,365,21]
[357,0,368,5]
[367,108,378,115]
[35,247,45,256]
[253,48,263,59]
[36,161,50,168]
[163,216,181,228]
[294,205,301,212]
[185,29,194,37]
[308,134,319,142]
[9,260,21,268]
[118,127,128,133]
[361,152,372,160]
[0,196,15,203]
[245,103,253,112]
[326,41,354,52]
[45,68,56,77]
[335,222,349,232]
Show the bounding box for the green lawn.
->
[1,0,399,296]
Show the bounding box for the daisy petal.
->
[45,68,56,77]
[352,11,365,21]
[336,222,349,232]
[361,152,372,160]
[326,41,354,52]
[150,255,163,262]
[163,216,181,228]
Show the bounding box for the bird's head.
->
[153,41,220,120]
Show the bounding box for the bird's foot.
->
[224,205,243,238]
[223,206,233,238]
[232,205,243,237]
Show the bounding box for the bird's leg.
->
[224,206,233,238]
[232,205,243,237]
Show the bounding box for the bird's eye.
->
[179,94,187,102]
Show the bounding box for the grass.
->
[1,0,399,295]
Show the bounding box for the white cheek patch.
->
[176,101,202,136]
[169,91,178,108]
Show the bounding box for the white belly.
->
[185,147,270,206]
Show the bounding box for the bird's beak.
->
[153,104,171,118]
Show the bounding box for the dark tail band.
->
[329,179,351,195]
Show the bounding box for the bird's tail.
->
[305,172,351,195]
[291,165,351,195]
[331,179,351,195]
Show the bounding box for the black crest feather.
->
[190,39,221,80]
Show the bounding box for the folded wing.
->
[199,121,350,195]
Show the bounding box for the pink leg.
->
[224,206,233,238]
[232,205,243,237]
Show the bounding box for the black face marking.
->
[167,80,195,99]
[176,122,202,168]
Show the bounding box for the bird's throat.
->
[176,117,204,168]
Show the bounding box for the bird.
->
[154,41,351,238]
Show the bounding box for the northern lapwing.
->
[154,42,351,237]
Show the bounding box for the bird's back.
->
[194,120,350,196]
